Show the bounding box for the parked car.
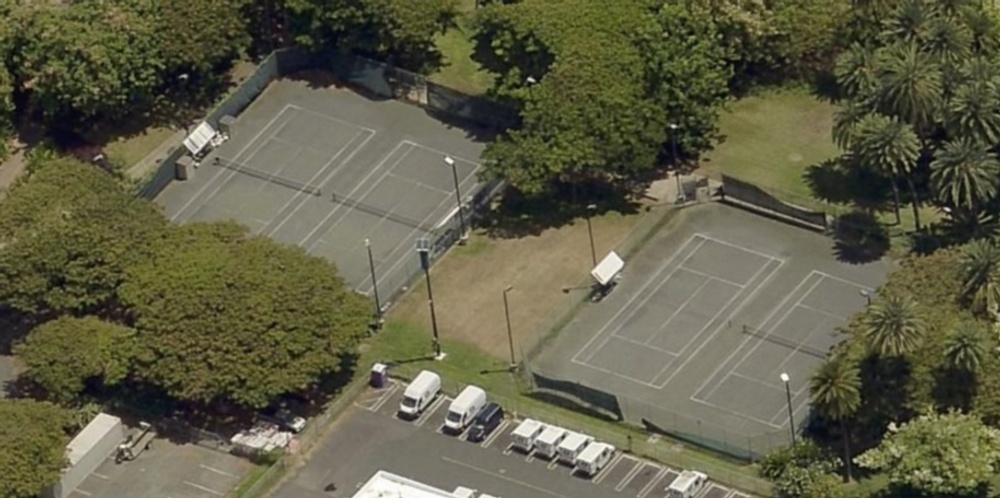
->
[444,385,487,433]
[467,403,504,442]
[398,370,441,419]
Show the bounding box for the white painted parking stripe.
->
[415,396,448,427]
[593,453,625,484]
[73,489,92,496]
[614,458,645,491]
[371,383,399,413]
[91,472,109,480]
[442,456,571,498]
[637,467,669,498]
[184,481,224,496]
[481,420,509,449]
[200,464,239,478]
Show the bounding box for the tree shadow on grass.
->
[478,182,642,239]
[804,157,890,211]
[832,210,890,264]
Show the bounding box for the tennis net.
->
[741,325,829,359]
[329,193,434,232]
[213,157,322,196]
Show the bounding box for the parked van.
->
[510,419,546,452]
[398,370,441,419]
[665,470,708,498]
[467,403,504,442]
[445,385,487,433]
[557,431,594,464]
[574,442,615,477]
[534,425,568,459]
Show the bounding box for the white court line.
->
[287,104,378,134]
[689,396,782,429]
[637,467,668,498]
[91,472,109,480]
[184,480,224,496]
[441,456,571,498]
[593,453,628,484]
[610,334,680,357]
[769,380,815,426]
[639,275,714,346]
[264,129,376,237]
[796,303,849,322]
[673,266,748,288]
[200,464,239,479]
[761,307,832,383]
[72,489,92,497]
[814,270,876,292]
[571,235,708,365]
[387,171,452,196]
[653,257,785,388]
[729,371,787,392]
[690,272,821,400]
[300,141,413,248]
[614,459,646,491]
[573,360,667,388]
[700,274,825,401]
[171,104,295,222]
[695,233,782,262]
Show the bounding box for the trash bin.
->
[370,363,388,388]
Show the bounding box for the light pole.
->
[365,239,383,327]
[416,238,443,359]
[860,289,871,306]
[444,156,467,244]
[584,204,598,268]
[503,286,516,369]
[669,123,685,203]
[178,73,191,135]
[780,372,796,444]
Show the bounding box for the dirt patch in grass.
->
[387,211,648,360]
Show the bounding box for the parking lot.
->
[273,380,753,498]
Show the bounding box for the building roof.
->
[353,471,473,498]
[66,413,121,466]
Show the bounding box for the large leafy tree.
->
[861,294,926,357]
[118,221,371,408]
[0,399,71,498]
[152,0,250,76]
[758,440,842,498]
[0,155,167,316]
[856,410,1000,496]
[11,0,165,125]
[14,316,137,402]
[809,356,861,481]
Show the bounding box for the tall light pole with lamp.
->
[503,286,516,370]
[669,123,685,203]
[416,238,444,360]
[780,372,796,444]
[365,238,383,328]
[444,156,468,244]
[584,204,598,268]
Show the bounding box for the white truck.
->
[557,431,594,465]
[398,370,441,419]
[665,470,707,498]
[533,425,568,459]
[444,385,487,433]
[574,442,615,477]
[510,418,546,452]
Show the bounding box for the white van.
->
[557,431,594,464]
[444,385,487,433]
[533,425,568,459]
[665,470,708,498]
[510,419,546,452]
[574,442,615,477]
[398,370,441,419]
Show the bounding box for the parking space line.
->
[371,383,399,413]
[525,451,536,463]
[503,443,514,455]
[593,453,626,484]
[72,489,93,497]
[414,396,448,427]
[184,481,224,496]
[91,472,109,480]
[441,456,571,498]
[481,420,509,448]
[637,467,669,498]
[614,458,646,491]
[200,464,239,478]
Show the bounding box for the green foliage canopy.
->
[118,221,371,408]
[0,399,71,498]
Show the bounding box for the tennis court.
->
[158,79,486,300]
[533,203,889,452]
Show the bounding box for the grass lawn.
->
[228,463,270,498]
[429,0,493,95]
[103,126,177,168]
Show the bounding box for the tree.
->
[875,41,942,136]
[810,356,861,481]
[861,294,925,357]
[835,44,879,103]
[14,316,137,402]
[11,0,165,125]
[930,139,1000,215]
[944,322,988,373]
[118,221,371,408]
[958,238,1000,316]
[0,156,167,316]
[759,439,842,498]
[152,0,250,76]
[850,113,920,225]
[855,410,1000,496]
[0,399,71,498]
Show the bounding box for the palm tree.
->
[881,0,934,43]
[958,238,1000,316]
[862,294,926,357]
[833,104,871,150]
[852,113,920,225]
[944,323,988,373]
[922,17,972,69]
[836,44,879,102]
[875,42,943,136]
[930,139,1000,215]
[810,356,862,481]
[945,82,1000,144]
